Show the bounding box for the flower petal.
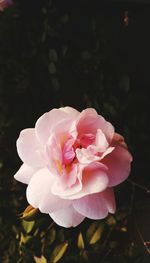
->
[26,168,71,213]
[17,129,46,168]
[14,163,35,184]
[73,188,116,220]
[60,106,80,118]
[35,109,69,145]
[69,162,109,199]
[51,177,82,199]
[76,147,100,164]
[112,133,127,149]
[77,109,114,143]
[49,205,85,227]
[95,129,109,151]
[102,145,133,187]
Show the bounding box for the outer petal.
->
[112,133,127,149]
[49,205,85,227]
[17,128,46,168]
[51,177,82,199]
[14,163,36,184]
[26,168,71,213]
[35,109,70,145]
[102,145,133,187]
[53,162,109,200]
[60,106,80,118]
[73,188,116,220]
[69,162,109,199]
[77,109,114,143]
[0,0,12,11]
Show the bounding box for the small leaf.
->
[22,220,35,234]
[50,241,68,263]
[34,256,47,263]
[77,232,85,250]
[20,232,31,245]
[48,62,56,74]
[19,205,39,221]
[86,222,104,245]
[47,227,56,245]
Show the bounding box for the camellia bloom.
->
[0,0,12,11]
[14,107,132,227]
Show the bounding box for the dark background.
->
[0,1,150,262]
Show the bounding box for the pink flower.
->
[0,0,12,11]
[14,107,132,227]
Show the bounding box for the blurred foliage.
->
[0,0,150,262]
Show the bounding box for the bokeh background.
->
[0,1,150,262]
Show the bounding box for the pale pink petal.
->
[51,161,108,200]
[69,162,109,199]
[17,129,46,168]
[77,109,114,142]
[73,188,116,219]
[76,147,100,164]
[51,177,82,199]
[95,129,109,151]
[35,109,69,145]
[60,106,80,118]
[46,134,62,176]
[102,146,133,187]
[60,163,78,188]
[14,163,36,184]
[49,205,85,227]
[26,168,71,213]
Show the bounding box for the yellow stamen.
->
[56,160,62,174]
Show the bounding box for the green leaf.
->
[77,232,84,250]
[22,220,35,234]
[47,227,56,245]
[86,222,104,245]
[34,256,47,263]
[50,241,68,263]
[20,232,31,245]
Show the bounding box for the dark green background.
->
[0,1,150,262]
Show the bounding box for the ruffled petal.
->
[77,109,114,143]
[35,109,69,145]
[102,145,133,187]
[69,162,108,199]
[26,168,71,213]
[60,106,80,118]
[56,162,109,200]
[49,205,85,227]
[14,163,36,184]
[73,188,116,219]
[95,129,109,151]
[17,129,46,168]
[76,147,100,164]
